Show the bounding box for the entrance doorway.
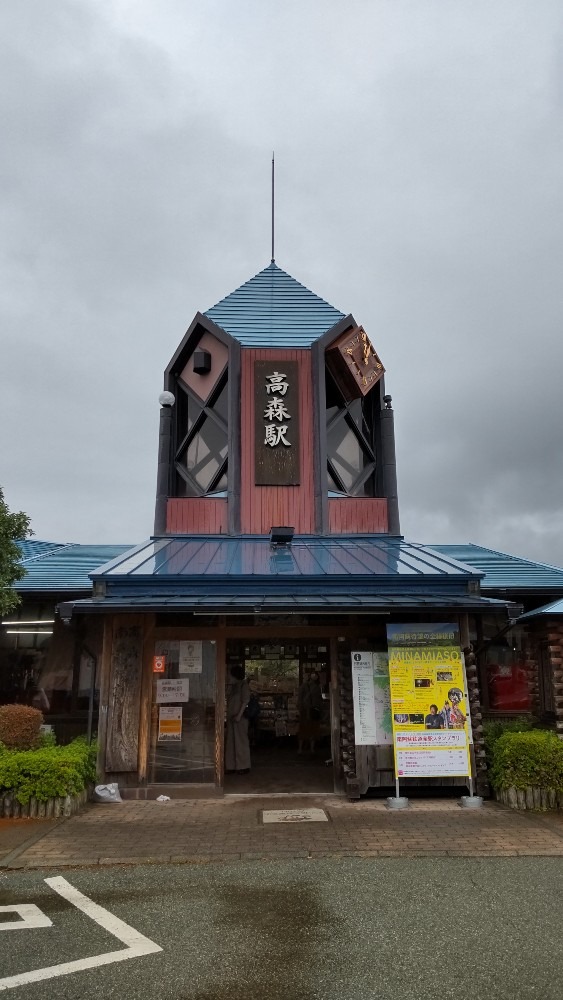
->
[224,640,334,793]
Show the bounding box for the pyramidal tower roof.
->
[204,261,346,348]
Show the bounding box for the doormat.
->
[262,808,328,824]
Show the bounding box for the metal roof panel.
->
[204,262,345,348]
[17,540,133,591]
[429,544,563,592]
[92,535,482,583]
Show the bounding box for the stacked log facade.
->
[465,648,488,795]
[547,622,563,737]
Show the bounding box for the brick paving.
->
[0,817,57,863]
[3,794,563,868]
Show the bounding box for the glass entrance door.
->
[148,639,216,783]
[224,639,334,793]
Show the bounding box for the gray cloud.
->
[1,0,562,565]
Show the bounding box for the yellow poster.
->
[386,623,471,778]
[158,706,182,742]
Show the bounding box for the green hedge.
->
[483,717,534,765]
[0,738,97,804]
[489,730,563,792]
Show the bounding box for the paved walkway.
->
[3,795,563,868]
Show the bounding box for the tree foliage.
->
[0,487,32,616]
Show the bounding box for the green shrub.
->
[0,738,97,804]
[0,704,43,749]
[489,730,563,792]
[483,717,533,764]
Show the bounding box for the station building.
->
[3,263,563,797]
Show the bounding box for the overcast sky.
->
[1,1,563,565]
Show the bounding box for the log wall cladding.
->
[105,620,144,772]
[254,360,300,486]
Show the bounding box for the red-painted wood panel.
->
[328,498,388,534]
[166,498,228,534]
[240,349,316,534]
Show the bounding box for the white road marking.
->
[0,906,52,931]
[0,876,162,990]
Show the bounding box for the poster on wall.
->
[351,652,378,745]
[156,678,190,704]
[158,707,182,742]
[386,623,471,778]
[179,641,203,675]
[153,655,166,674]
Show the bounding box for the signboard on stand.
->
[351,651,393,746]
[351,652,378,745]
[386,623,471,778]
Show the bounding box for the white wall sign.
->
[179,640,203,674]
[156,678,190,703]
[351,651,378,745]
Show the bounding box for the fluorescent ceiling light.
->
[2,619,55,625]
[6,629,53,635]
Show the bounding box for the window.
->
[480,619,531,712]
[325,369,377,496]
[174,372,228,497]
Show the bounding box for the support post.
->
[154,398,174,535]
[459,614,484,808]
[380,396,400,535]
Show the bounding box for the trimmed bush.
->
[0,704,43,749]
[0,738,97,804]
[489,730,563,793]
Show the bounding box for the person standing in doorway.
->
[225,665,251,774]
[298,670,323,755]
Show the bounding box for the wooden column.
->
[337,639,359,798]
[105,615,144,773]
[96,616,114,780]
[329,636,342,791]
[137,614,155,784]
[547,621,563,737]
[215,623,226,790]
[460,614,487,795]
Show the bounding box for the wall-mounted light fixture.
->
[193,349,212,374]
[269,526,295,549]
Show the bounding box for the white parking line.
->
[0,876,162,990]
[0,906,52,931]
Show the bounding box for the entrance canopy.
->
[59,535,514,618]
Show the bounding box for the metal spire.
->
[271,152,275,263]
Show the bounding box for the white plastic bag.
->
[94,782,122,803]
[156,795,171,802]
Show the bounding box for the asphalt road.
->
[0,857,561,1000]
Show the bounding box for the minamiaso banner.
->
[386,623,471,778]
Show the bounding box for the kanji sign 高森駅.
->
[254,360,300,485]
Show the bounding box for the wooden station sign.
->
[254,360,300,485]
[326,325,385,401]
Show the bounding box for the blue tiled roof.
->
[429,544,563,592]
[17,540,132,592]
[17,540,62,561]
[204,262,345,347]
